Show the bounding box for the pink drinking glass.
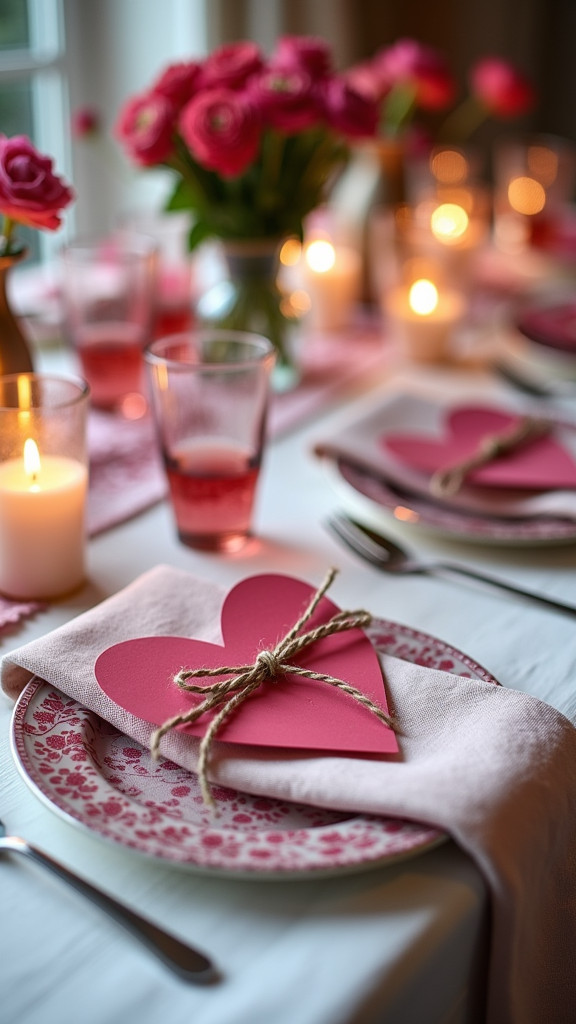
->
[145,331,275,552]
[61,235,157,418]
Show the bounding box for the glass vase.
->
[196,239,300,391]
[0,249,34,376]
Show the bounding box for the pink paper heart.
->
[383,406,576,490]
[96,574,398,756]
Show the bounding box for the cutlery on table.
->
[327,512,576,617]
[0,819,217,983]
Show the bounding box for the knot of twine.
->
[429,415,551,498]
[150,568,395,808]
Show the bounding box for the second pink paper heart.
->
[383,406,576,490]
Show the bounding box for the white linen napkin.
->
[314,392,576,520]
[3,564,576,1024]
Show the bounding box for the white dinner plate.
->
[327,456,576,546]
[10,619,498,879]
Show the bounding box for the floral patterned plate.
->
[11,620,498,879]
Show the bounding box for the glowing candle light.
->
[430,203,470,243]
[386,276,465,363]
[300,239,359,330]
[0,374,89,600]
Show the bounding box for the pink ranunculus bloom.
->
[249,67,322,133]
[0,134,74,231]
[375,38,456,111]
[114,91,176,166]
[151,60,203,109]
[71,106,100,139]
[201,41,264,90]
[323,78,380,138]
[344,60,390,103]
[179,89,261,178]
[271,35,333,80]
[470,57,535,117]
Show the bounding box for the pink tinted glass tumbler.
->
[145,331,275,552]
[61,236,157,417]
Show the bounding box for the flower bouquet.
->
[115,36,379,375]
[0,134,74,374]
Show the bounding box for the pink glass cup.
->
[145,331,275,552]
[61,235,157,417]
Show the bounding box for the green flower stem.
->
[438,95,488,143]
[0,216,15,255]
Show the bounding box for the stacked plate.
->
[315,392,576,545]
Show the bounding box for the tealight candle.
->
[385,277,466,363]
[300,240,360,331]
[0,374,89,599]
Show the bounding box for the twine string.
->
[429,415,551,498]
[150,567,395,808]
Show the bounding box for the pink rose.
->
[179,89,261,177]
[114,91,176,166]
[271,35,332,80]
[470,58,535,117]
[376,38,456,111]
[152,61,203,109]
[71,106,100,139]
[250,67,322,133]
[0,134,74,232]
[202,41,263,90]
[324,78,379,138]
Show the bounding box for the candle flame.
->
[431,203,469,241]
[409,279,439,316]
[23,438,41,483]
[508,176,546,216]
[305,240,335,273]
[279,238,302,266]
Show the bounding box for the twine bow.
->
[429,415,551,498]
[150,568,395,808]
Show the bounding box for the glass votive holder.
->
[0,373,89,599]
[297,238,361,332]
[493,134,576,255]
[382,254,467,363]
[145,330,275,553]
[61,234,158,417]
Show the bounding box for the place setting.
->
[313,390,576,545]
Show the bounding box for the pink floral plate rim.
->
[330,458,576,546]
[10,619,498,879]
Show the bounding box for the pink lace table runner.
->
[0,321,385,632]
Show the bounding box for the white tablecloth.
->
[2,345,576,1024]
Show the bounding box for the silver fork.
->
[0,819,217,982]
[327,512,576,617]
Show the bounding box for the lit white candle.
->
[0,438,88,599]
[386,277,465,362]
[300,240,360,331]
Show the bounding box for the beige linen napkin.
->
[314,392,576,520]
[3,564,576,1024]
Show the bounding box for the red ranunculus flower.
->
[271,35,332,80]
[179,89,261,177]
[470,57,535,117]
[376,38,456,111]
[114,91,176,166]
[324,78,380,138]
[152,60,203,109]
[0,134,74,232]
[250,67,322,133]
[202,41,264,90]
